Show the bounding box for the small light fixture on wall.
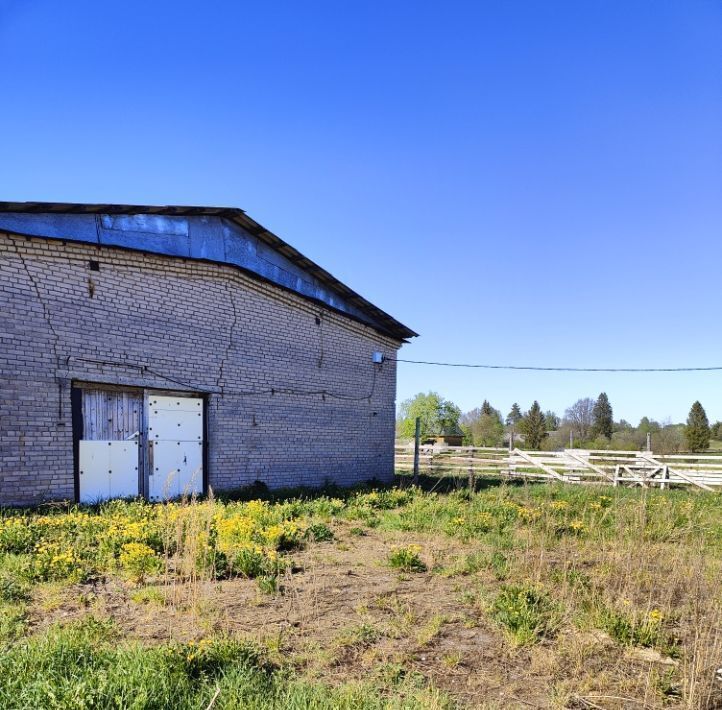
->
[372,352,384,364]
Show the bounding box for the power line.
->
[66,356,379,400]
[388,358,722,373]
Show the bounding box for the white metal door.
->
[79,440,139,503]
[148,395,203,500]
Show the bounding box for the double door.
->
[76,387,204,503]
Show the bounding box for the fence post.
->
[412,417,421,485]
[646,432,651,452]
[468,447,475,492]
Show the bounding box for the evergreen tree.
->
[711,421,722,440]
[544,410,560,431]
[520,401,547,449]
[592,392,614,439]
[481,400,495,417]
[506,403,522,426]
[685,401,710,452]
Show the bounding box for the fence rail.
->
[395,446,722,491]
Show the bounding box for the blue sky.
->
[1,1,721,424]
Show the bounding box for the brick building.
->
[0,202,416,506]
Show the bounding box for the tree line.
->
[397,391,719,453]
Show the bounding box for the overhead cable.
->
[388,358,722,373]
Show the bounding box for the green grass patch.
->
[0,618,450,709]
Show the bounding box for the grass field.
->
[1,480,721,709]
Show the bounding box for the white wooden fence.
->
[395,446,722,491]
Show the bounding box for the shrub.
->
[226,545,285,579]
[119,542,162,583]
[387,545,426,572]
[262,521,303,551]
[257,575,279,595]
[31,542,88,583]
[491,584,558,645]
[305,522,334,543]
[229,545,269,578]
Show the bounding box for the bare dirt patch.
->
[27,520,682,708]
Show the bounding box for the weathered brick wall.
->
[0,232,401,505]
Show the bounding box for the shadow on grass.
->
[398,473,528,494]
[214,472,527,504]
[13,473,529,515]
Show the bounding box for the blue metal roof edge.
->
[0,202,417,341]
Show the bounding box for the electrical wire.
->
[66,356,379,400]
[387,358,722,372]
[231,366,378,401]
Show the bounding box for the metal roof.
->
[0,201,417,341]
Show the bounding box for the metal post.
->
[412,417,421,485]
[646,432,651,452]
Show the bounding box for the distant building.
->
[0,202,417,505]
[422,423,465,447]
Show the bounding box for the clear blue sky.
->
[2,0,721,425]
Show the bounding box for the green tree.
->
[637,417,660,436]
[460,407,481,445]
[684,401,710,452]
[710,421,722,440]
[397,392,461,441]
[544,410,560,431]
[462,403,504,446]
[592,392,613,440]
[506,403,522,427]
[519,401,547,450]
